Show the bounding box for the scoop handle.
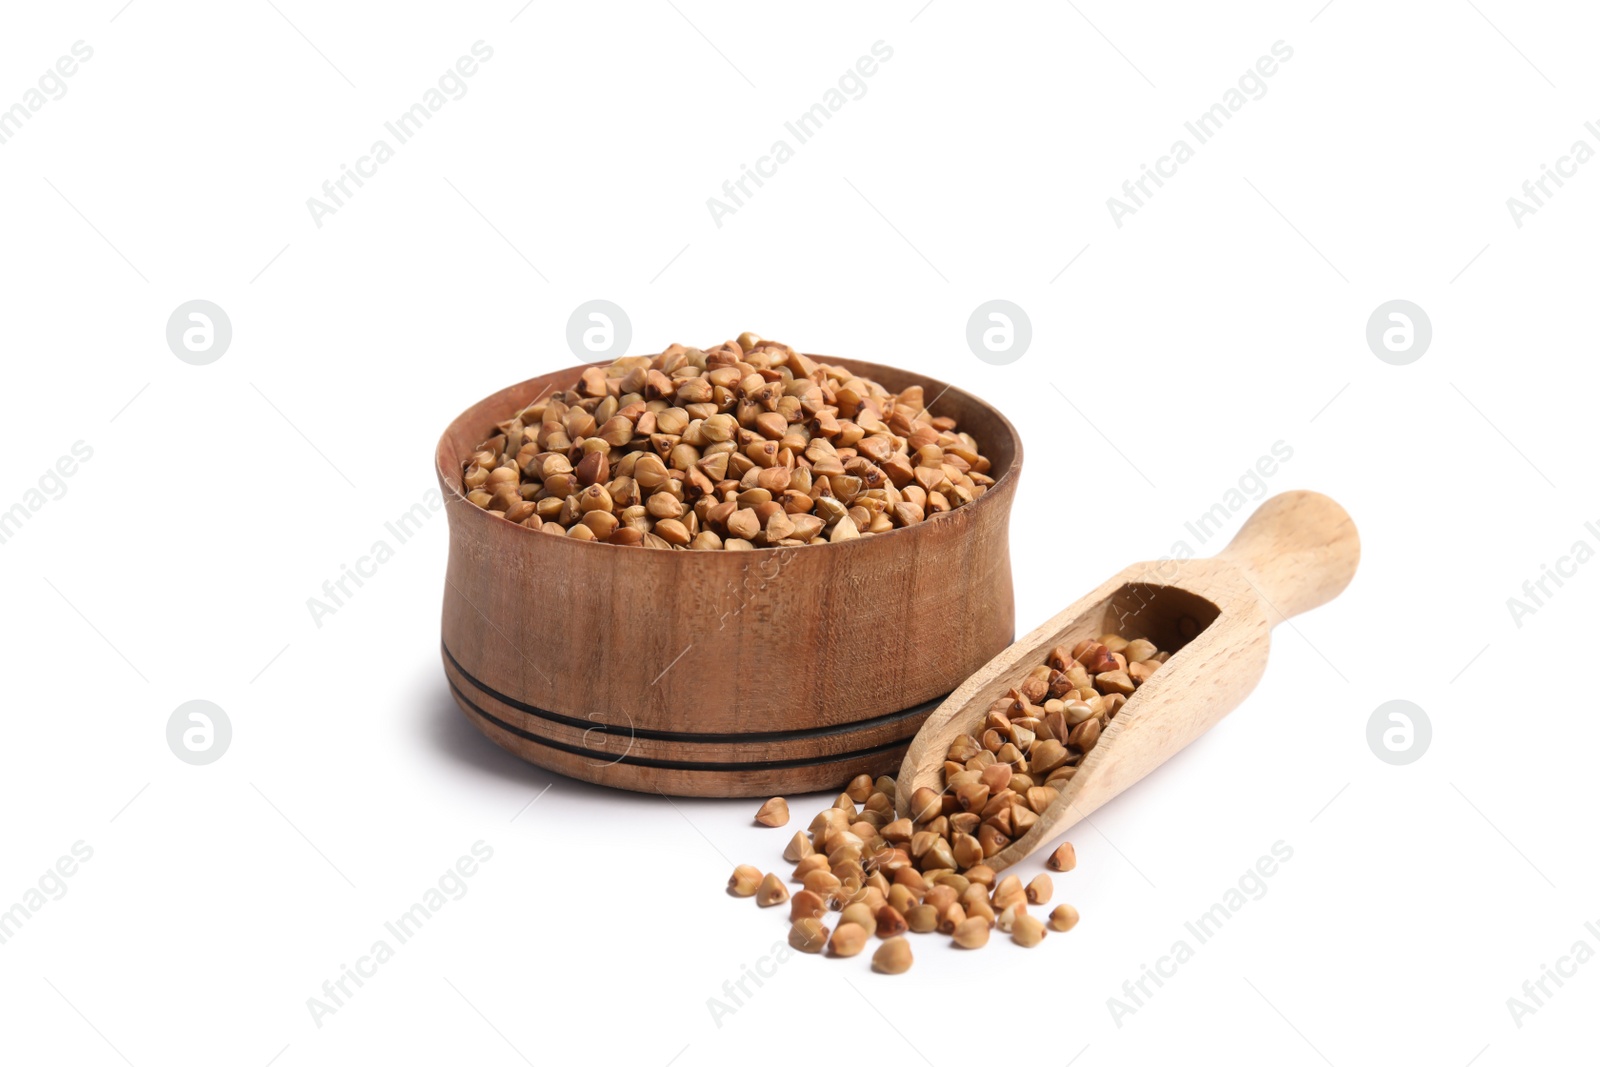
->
[1216,490,1359,623]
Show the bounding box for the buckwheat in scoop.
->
[723,632,1177,969]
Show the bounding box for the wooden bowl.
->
[436,356,1023,797]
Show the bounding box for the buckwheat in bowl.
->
[436,332,1023,797]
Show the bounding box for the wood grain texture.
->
[896,490,1359,869]
[437,357,1023,797]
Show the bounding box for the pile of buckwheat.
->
[727,633,1173,972]
[461,332,994,548]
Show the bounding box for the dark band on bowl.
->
[443,640,947,745]
[447,678,915,773]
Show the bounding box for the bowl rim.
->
[434,353,1025,556]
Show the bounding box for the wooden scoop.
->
[895,490,1359,870]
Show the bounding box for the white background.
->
[2,1,1596,1064]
